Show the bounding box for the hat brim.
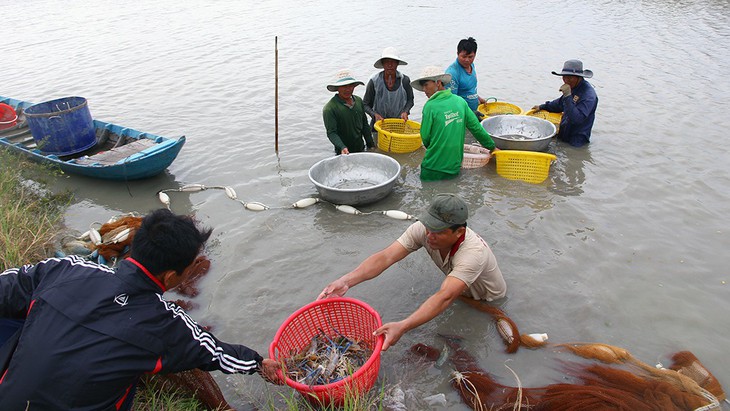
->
[327,80,365,92]
[418,214,451,232]
[374,58,408,69]
[551,69,593,79]
[410,74,452,92]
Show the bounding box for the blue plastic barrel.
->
[24,96,97,155]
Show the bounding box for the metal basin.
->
[481,115,556,152]
[308,152,401,206]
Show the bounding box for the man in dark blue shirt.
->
[0,209,282,410]
[533,60,598,147]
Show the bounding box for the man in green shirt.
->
[411,66,496,181]
[322,69,375,155]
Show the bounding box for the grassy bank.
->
[0,149,70,270]
[0,149,210,410]
[1,149,390,410]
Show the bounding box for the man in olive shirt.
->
[318,194,506,351]
[322,69,375,154]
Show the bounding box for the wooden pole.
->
[275,36,279,152]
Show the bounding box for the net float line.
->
[156,184,417,221]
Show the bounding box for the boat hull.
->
[0,95,185,181]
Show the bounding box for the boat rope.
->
[156,184,417,221]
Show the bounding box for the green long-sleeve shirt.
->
[420,89,495,178]
[322,95,374,154]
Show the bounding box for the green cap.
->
[419,194,468,232]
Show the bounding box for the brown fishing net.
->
[95,215,143,261]
[412,300,725,411]
[175,255,211,298]
[412,339,724,411]
[459,296,548,353]
[669,351,726,402]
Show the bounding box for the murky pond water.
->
[4,0,730,409]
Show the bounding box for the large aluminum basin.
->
[481,115,556,152]
[308,152,401,206]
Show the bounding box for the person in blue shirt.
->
[532,60,598,147]
[446,37,487,120]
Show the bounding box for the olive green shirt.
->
[322,95,374,154]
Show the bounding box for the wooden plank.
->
[73,139,156,165]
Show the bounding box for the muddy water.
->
[3,0,730,409]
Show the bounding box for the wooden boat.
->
[0,95,185,180]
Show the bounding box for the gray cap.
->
[419,194,468,232]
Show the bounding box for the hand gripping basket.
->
[477,97,523,118]
[374,119,422,153]
[269,297,384,407]
[492,150,557,184]
[462,144,492,169]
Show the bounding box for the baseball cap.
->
[419,194,468,232]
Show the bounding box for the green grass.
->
[0,148,70,271]
[133,376,209,411]
[255,380,388,411]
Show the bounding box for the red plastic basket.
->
[0,103,18,130]
[269,297,383,407]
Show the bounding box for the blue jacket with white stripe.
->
[0,256,263,411]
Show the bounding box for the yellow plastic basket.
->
[492,150,557,184]
[374,119,422,153]
[525,109,562,130]
[477,98,523,118]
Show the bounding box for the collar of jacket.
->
[123,258,167,292]
[429,89,453,100]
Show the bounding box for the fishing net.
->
[668,351,726,402]
[95,215,142,261]
[412,339,723,411]
[411,299,726,411]
[459,296,548,353]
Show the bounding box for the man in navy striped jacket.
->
[0,209,281,410]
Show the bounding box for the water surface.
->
[3,0,730,409]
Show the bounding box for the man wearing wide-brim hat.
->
[363,47,415,127]
[410,66,497,181]
[531,59,598,147]
[322,69,374,155]
[317,193,506,352]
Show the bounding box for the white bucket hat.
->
[326,69,365,92]
[374,47,408,69]
[410,66,452,92]
[552,59,593,78]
